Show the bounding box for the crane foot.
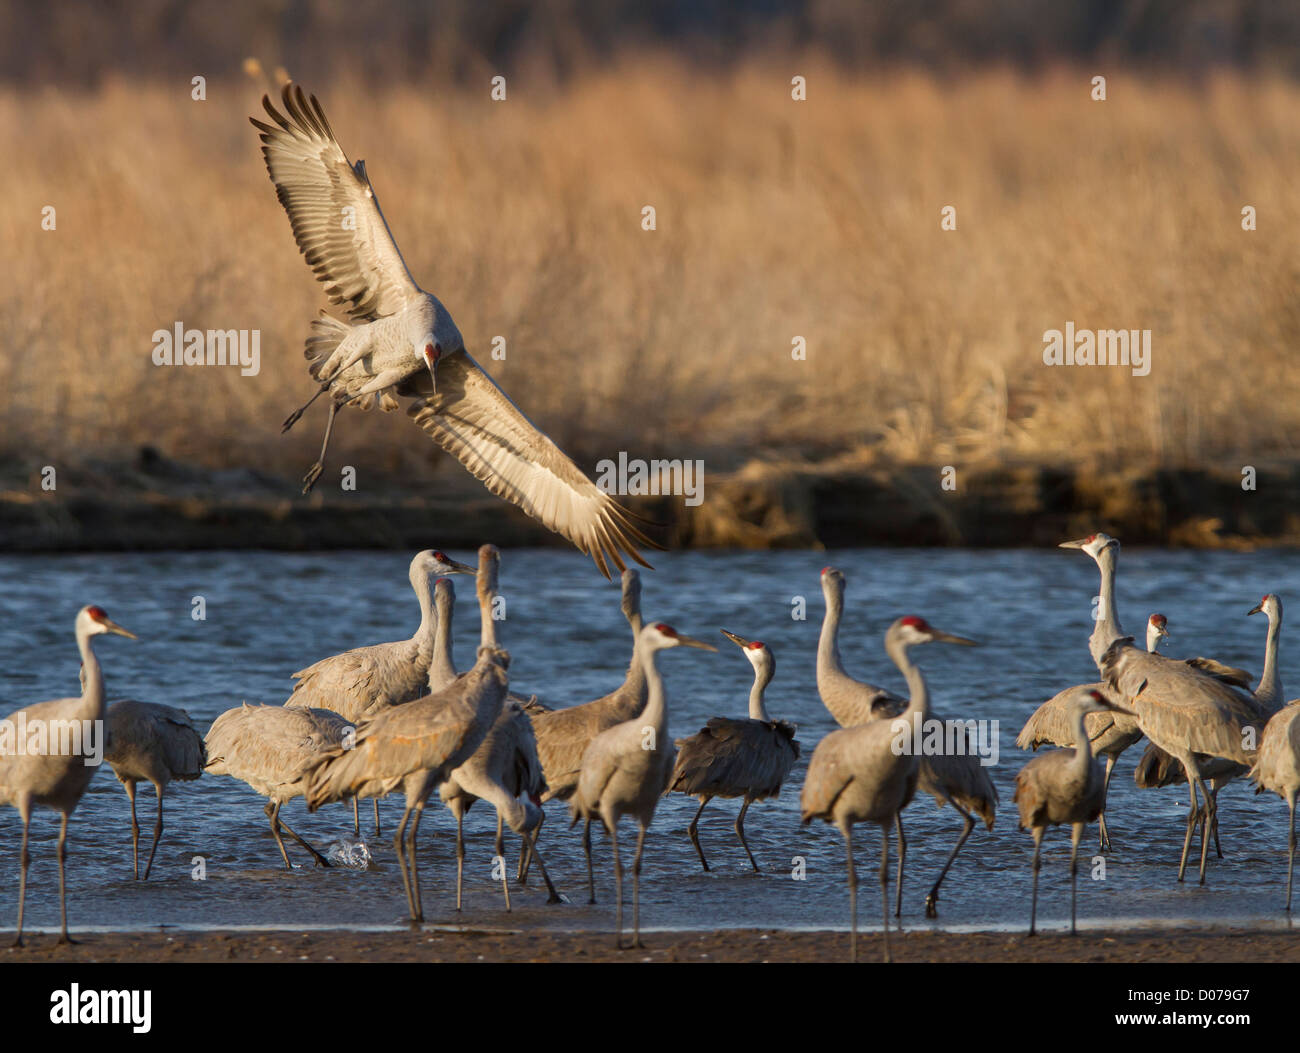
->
[301,462,324,494]
[925,894,939,919]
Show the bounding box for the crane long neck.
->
[430,592,457,690]
[747,664,772,721]
[478,581,497,651]
[77,623,106,721]
[412,569,435,652]
[1069,703,1095,776]
[886,635,929,722]
[639,643,668,732]
[817,582,849,688]
[1257,610,1283,711]
[1089,546,1122,670]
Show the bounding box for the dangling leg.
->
[1196,774,1216,885]
[282,383,328,433]
[301,401,338,494]
[266,802,294,870]
[843,825,857,963]
[893,813,906,919]
[1069,821,1084,936]
[12,805,31,948]
[142,787,164,881]
[687,797,711,871]
[125,780,141,880]
[926,807,976,918]
[1028,826,1044,936]
[631,822,646,949]
[610,822,624,950]
[56,813,76,945]
[1098,754,1116,851]
[735,798,760,873]
[583,818,596,905]
[879,820,892,963]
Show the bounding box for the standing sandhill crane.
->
[1251,697,1300,910]
[1013,688,1136,935]
[436,546,561,909]
[104,700,205,880]
[1018,611,1168,851]
[284,548,474,834]
[1134,595,1284,858]
[816,568,993,917]
[250,84,656,577]
[204,704,351,869]
[667,630,800,873]
[571,623,717,949]
[303,645,512,922]
[800,616,976,963]
[0,606,135,947]
[817,567,905,723]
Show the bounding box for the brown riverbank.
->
[2,449,1298,552]
[3,925,1297,963]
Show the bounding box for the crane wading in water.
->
[801,616,977,963]
[250,85,657,577]
[1,606,136,947]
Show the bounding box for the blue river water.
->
[0,546,1297,936]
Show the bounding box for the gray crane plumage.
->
[1250,698,1300,910]
[251,84,657,577]
[801,616,976,963]
[570,622,717,949]
[667,629,799,873]
[205,703,352,870]
[303,644,512,921]
[0,606,135,947]
[816,567,906,725]
[1013,688,1133,935]
[104,699,205,880]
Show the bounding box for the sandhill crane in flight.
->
[817,567,906,724]
[571,622,716,949]
[283,548,474,834]
[303,645,512,922]
[0,606,135,947]
[204,704,351,869]
[1134,595,1284,859]
[1250,695,1300,910]
[1017,609,1169,851]
[521,568,646,890]
[435,547,561,909]
[1013,688,1135,935]
[667,630,800,872]
[104,699,205,880]
[801,616,976,963]
[250,84,657,577]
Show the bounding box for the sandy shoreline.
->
[3,926,1296,963]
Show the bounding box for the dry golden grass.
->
[3,61,1298,483]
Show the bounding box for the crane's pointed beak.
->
[1058,538,1089,549]
[423,345,441,395]
[106,619,137,640]
[933,629,978,646]
[720,629,751,648]
[677,634,718,652]
[1247,603,1263,616]
[444,557,476,575]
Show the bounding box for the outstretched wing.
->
[251,84,422,321]
[407,349,659,578]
